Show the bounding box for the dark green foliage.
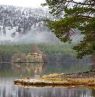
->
[0,44,91,75]
[44,0,95,58]
[0,43,75,55]
[38,43,75,55]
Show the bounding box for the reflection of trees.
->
[11,51,44,75]
[0,86,93,97]
[10,44,47,76]
[91,89,95,97]
[11,62,44,76]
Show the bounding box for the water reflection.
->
[0,78,95,97]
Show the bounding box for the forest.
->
[0,43,91,76]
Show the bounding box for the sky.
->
[0,0,83,8]
[0,0,45,8]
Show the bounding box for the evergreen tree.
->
[44,0,95,58]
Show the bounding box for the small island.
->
[14,71,95,87]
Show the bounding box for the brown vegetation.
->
[14,73,95,87]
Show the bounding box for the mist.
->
[0,5,61,45]
[0,5,84,45]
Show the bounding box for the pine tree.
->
[44,0,95,58]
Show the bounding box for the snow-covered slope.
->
[0,5,60,44]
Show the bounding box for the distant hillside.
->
[0,5,60,44]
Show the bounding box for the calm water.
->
[0,77,95,97]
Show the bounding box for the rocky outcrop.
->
[11,46,45,75]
